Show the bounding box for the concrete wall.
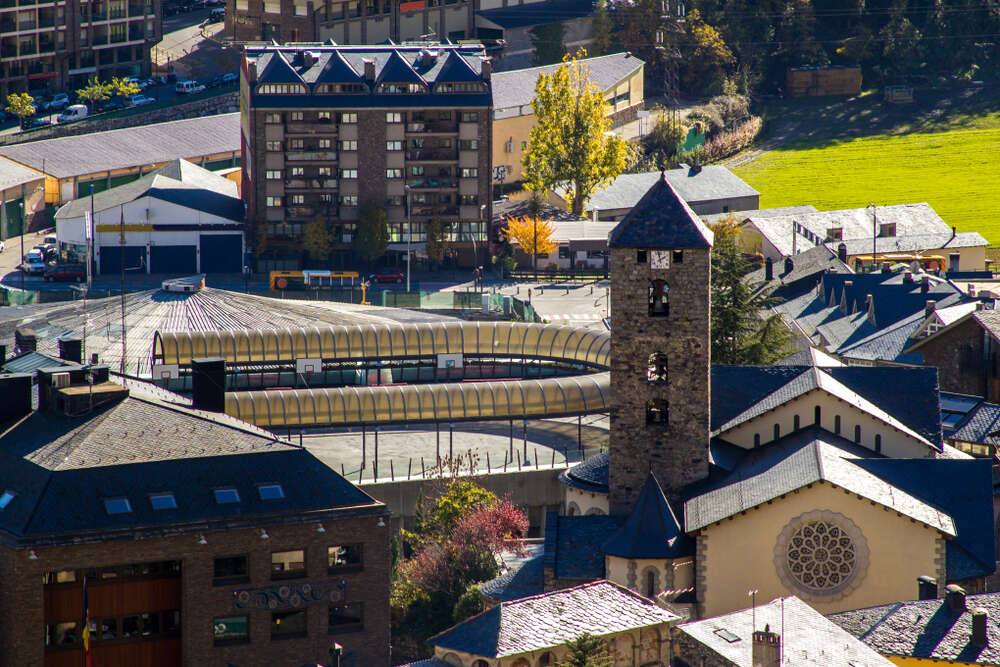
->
[564,485,608,516]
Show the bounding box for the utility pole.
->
[655,0,686,134]
[119,204,126,374]
[405,185,411,292]
[867,202,877,273]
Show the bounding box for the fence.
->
[510,267,609,282]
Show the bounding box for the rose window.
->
[785,521,856,592]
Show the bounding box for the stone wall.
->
[671,628,735,667]
[915,315,991,400]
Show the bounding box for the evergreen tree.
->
[352,205,389,265]
[589,0,613,57]
[529,22,566,66]
[302,215,332,266]
[556,633,613,667]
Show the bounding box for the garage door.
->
[99,246,146,274]
[150,245,197,275]
[200,234,243,273]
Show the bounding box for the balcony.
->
[286,122,336,135]
[406,177,456,189]
[406,148,457,161]
[286,150,338,161]
[406,120,457,134]
[285,178,338,189]
[18,19,35,30]
[286,206,317,219]
[0,20,14,32]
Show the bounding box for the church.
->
[499,174,996,620]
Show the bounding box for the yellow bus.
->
[852,254,946,274]
[269,270,360,291]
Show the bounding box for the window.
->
[271,610,307,638]
[637,250,647,264]
[290,194,305,205]
[213,556,248,583]
[318,138,332,149]
[460,111,478,122]
[266,196,282,208]
[378,82,424,94]
[460,194,478,206]
[558,246,569,259]
[460,168,478,178]
[774,423,780,440]
[834,415,841,434]
[672,249,683,264]
[826,227,843,241]
[317,83,367,94]
[436,82,486,93]
[386,140,403,151]
[504,139,512,153]
[100,617,118,640]
[340,194,358,206]
[386,194,404,206]
[265,112,282,123]
[386,168,403,179]
[520,141,527,151]
[854,425,861,443]
[149,493,176,511]
[290,167,305,177]
[45,622,78,646]
[104,498,132,515]
[0,490,15,509]
[289,138,304,149]
[266,170,282,180]
[814,405,821,424]
[646,399,668,426]
[754,433,760,447]
[290,111,304,121]
[214,487,241,504]
[646,570,656,598]
[874,434,882,453]
[43,569,77,585]
[318,111,332,122]
[265,140,282,151]
[410,165,425,176]
[647,353,667,383]
[386,111,402,123]
[459,139,478,150]
[339,140,357,151]
[214,615,248,644]
[121,614,141,639]
[329,603,363,632]
[257,483,284,500]
[271,549,306,579]
[328,544,362,570]
[339,112,357,123]
[318,166,332,177]
[257,83,306,94]
[793,414,800,430]
[339,169,357,179]
[648,280,669,316]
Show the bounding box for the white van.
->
[175,80,206,95]
[57,104,88,123]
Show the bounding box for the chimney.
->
[918,575,938,600]
[246,61,258,84]
[951,225,957,240]
[837,242,847,263]
[946,584,966,612]
[299,50,315,68]
[58,337,82,364]
[921,276,930,294]
[765,257,774,281]
[948,252,960,273]
[14,327,36,353]
[973,608,989,648]
[192,357,227,412]
[0,373,32,421]
[752,624,780,667]
[363,58,376,82]
[784,257,794,274]
[881,262,891,274]
[481,57,492,81]
[925,300,937,317]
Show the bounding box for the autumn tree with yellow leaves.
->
[502,216,558,272]
[522,50,628,217]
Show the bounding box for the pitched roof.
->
[312,50,363,84]
[492,52,644,112]
[827,230,989,256]
[588,167,759,213]
[683,427,956,534]
[558,450,609,493]
[480,541,546,602]
[678,596,896,667]
[829,591,1000,664]
[0,157,44,191]
[746,244,852,292]
[701,204,819,226]
[257,50,303,83]
[377,50,425,85]
[602,473,693,559]
[0,113,240,180]
[428,580,679,657]
[944,395,1000,447]
[607,175,714,248]
[2,350,71,374]
[476,0,595,30]
[544,510,621,579]
[433,51,482,84]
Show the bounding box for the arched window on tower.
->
[649,280,669,317]
[646,569,658,598]
[646,399,669,426]
[647,353,668,383]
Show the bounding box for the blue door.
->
[99,246,145,274]
[200,234,243,273]
[150,245,197,274]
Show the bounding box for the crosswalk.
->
[539,312,603,321]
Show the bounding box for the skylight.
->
[149,493,178,511]
[713,628,741,643]
[214,488,241,504]
[104,498,133,515]
[0,490,15,509]
[258,484,285,501]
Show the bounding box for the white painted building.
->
[56,160,246,275]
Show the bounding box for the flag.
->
[81,575,92,667]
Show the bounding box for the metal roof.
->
[0,157,44,191]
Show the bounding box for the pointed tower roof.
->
[376,50,426,85]
[433,51,482,84]
[602,472,693,559]
[607,173,714,248]
[257,51,304,84]
[313,50,363,85]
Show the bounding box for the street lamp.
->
[405,184,411,292]
[866,202,877,273]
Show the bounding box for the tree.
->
[589,0,613,57]
[425,218,448,270]
[681,9,737,95]
[556,633,613,667]
[109,76,140,105]
[529,21,566,66]
[5,93,35,129]
[522,50,629,216]
[710,215,792,365]
[880,7,923,79]
[502,216,558,272]
[352,205,389,265]
[303,215,332,266]
[76,76,111,112]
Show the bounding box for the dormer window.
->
[826,227,843,241]
[104,498,133,515]
[258,484,285,500]
[436,82,487,93]
[214,488,241,505]
[257,83,307,94]
[315,83,368,94]
[377,82,425,94]
[149,493,177,511]
[649,280,669,316]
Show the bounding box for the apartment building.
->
[241,42,492,271]
[0,0,161,99]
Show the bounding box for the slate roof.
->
[247,44,491,109]
[2,350,70,374]
[946,397,1000,447]
[480,541,546,602]
[0,114,239,180]
[701,204,818,226]
[0,382,383,544]
[829,591,1000,664]
[745,203,951,258]
[544,510,622,579]
[602,473,692,559]
[746,245,852,295]
[679,596,896,667]
[397,659,453,667]
[558,450,609,493]
[55,159,244,222]
[476,0,594,30]
[827,230,989,256]
[590,167,758,214]
[683,427,956,535]
[428,580,678,657]
[492,52,643,112]
[607,174,714,248]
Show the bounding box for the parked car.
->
[98,99,124,112]
[22,116,51,130]
[368,269,405,285]
[0,240,6,253]
[206,7,224,21]
[221,72,238,84]
[20,250,47,274]
[128,94,156,107]
[43,233,57,246]
[205,0,224,6]
[48,93,70,110]
[44,264,86,282]
[58,104,89,123]
[204,76,223,89]
[175,80,206,94]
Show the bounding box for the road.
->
[495,280,610,328]
[156,8,235,81]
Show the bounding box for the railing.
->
[406,177,456,188]
[286,206,316,218]
[406,149,457,161]
[285,178,338,189]
[406,121,457,133]
[286,150,338,161]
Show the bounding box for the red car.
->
[368,269,404,285]
[44,264,86,282]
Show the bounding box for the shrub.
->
[702,116,763,162]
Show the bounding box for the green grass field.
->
[731,94,1000,243]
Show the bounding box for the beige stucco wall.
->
[698,481,944,618]
[719,388,937,459]
[605,556,695,599]
[565,486,609,516]
[845,245,987,273]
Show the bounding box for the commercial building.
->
[241,42,492,271]
[0,0,161,100]
[0,365,390,667]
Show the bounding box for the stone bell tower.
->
[607,174,713,514]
